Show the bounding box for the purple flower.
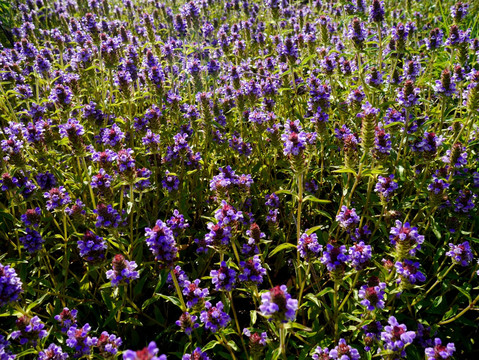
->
[454,190,476,213]
[44,187,71,211]
[312,346,330,360]
[176,312,199,335]
[425,338,455,360]
[397,80,420,108]
[359,277,386,311]
[94,203,123,228]
[54,308,78,333]
[123,341,166,360]
[434,69,456,97]
[145,220,178,268]
[167,210,189,233]
[446,241,473,266]
[210,261,237,291]
[265,193,280,208]
[374,175,398,200]
[336,206,360,229]
[348,18,368,50]
[428,175,450,195]
[427,28,444,50]
[442,143,467,167]
[389,220,425,257]
[183,279,209,309]
[200,301,231,333]
[11,315,47,346]
[214,201,243,225]
[97,331,122,357]
[0,263,23,307]
[369,0,385,23]
[19,228,44,254]
[182,347,210,360]
[329,338,360,360]
[298,232,322,260]
[321,244,350,272]
[36,172,57,190]
[348,241,372,270]
[77,231,107,263]
[281,120,308,156]
[381,316,416,357]
[395,259,426,284]
[450,3,469,23]
[259,285,298,323]
[66,324,98,357]
[106,254,139,287]
[20,207,41,227]
[412,132,444,158]
[162,172,180,192]
[239,256,267,286]
[38,343,68,360]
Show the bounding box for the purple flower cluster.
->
[446,241,473,266]
[298,232,322,260]
[123,341,166,360]
[106,254,139,287]
[11,315,47,346]
[374,175,398,201]
[389,220,425,257]
[145,220,178,268]
[200,301,231,333]
[336,206,360,229]
[259,285,298,323]
[210,261,237,291]
[381,316,416,357]
[0,263,23,307]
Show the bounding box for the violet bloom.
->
[203,222,231,250]
[425,338,455,360]
[21,207,41,227]
[167,209,189,234]
[336,206,360,229]
[351,225,372,243]
[162,172,180,192]
[97,331,122,357]
[374,175,398,201]
[77,231,107,263]
[450,3,469,23]
[348,241,372,270]
[359,277,386,311]
[11,315,47,346]
[239,256,267,286]
[369,0,385,23]
[428,175,450,195]
[176,312,199,335]
[348,18,368,50]
[94,203,122,228]
[396,80,420,108]
[321,244,350,272]
[182,279,209,309]
[265,193,280,208]
[395,259,426,284]
[381,316,416,357]
[434,69,456,97]
[200,301,231,333]
[106,254,139,287]
[19,228,44,254]
[298,232,322,260]
[210,261,237,291]
[329,338,360,360]
[66,324,98,357]
[389,220,425,257]
[442,143,467,167]
[312,346,330,360]
[54,308,78,333]
[214,201,243,225]
[446,241,473,266]
[454,190,476,213]
[123,341,166,360]
[0,262,23,306]
[38,343,68,360]
[281,119,308,156]
[44,186,71,211]
[182,347,210,360]
[36,172,57,190]
[259,285,298,323]
[145,220,178,268]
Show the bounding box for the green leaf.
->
[202,340,220,351]
[452,284,472,302]
[332,168,357,176]
[268,242,297,257]
[303,195,331,204]
[317,287,334,297]
[157,294,182,308]
[306,226,322,235]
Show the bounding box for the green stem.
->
[439,292,479,325]
[171,269,187,312]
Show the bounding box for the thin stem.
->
[171,269,187,312]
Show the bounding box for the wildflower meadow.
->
[0,0,479,359]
